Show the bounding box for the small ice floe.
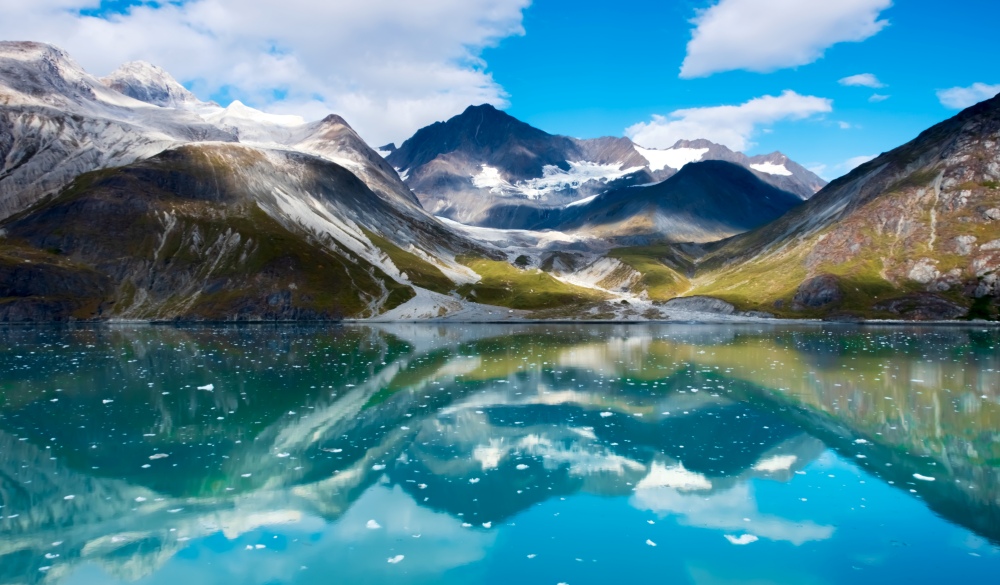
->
[854,439,869,445]
[276,453,290,458]
[38,567,51,573]
[913,474,936,482]
[366,520,381,529]
[372,464,386,471]
[724,534,758,545]
[255,544,265,549]
[197,384,214,391]
[167,508,183,513]
[149,454,169,460]
[63,495,75,500]
[482,522,492,528]
[141,464,151,469]
[516,464,529,470]
[387,555,404,564]
[469,478,480,484]
[44,553,59,559]
[418,483,427,489]
[647,520,655,525]
[527,554,537,559]
[102,399,114,404]
[646,539,657,547]
[135,497,147,502]
[599,412,613,418]
[241,473,252,478]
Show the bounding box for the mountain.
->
[386,104,825,228]
[100,60,205,109]
[553,160,806,243]
[681,93,1000,320]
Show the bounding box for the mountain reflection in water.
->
[0,324,998,584]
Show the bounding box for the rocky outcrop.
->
[873,293,968,320]
[793,274,842,310]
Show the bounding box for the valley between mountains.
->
[2,42,999,323]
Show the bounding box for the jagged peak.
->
[100,59,201,108]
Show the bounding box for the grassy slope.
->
[606,245,692,301]
[456,255,607,310]
[362,228,455,295]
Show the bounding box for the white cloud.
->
[868,93,890,102]
[680,0,892,78]
[624,90,832,152]
[839,73,885,88]
[0,0,530,145]
[937,83,1000,109]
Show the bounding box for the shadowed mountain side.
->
[483,161,804,244]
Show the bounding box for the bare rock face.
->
[873,293,968,320]
[663,296,737,315]
[908,259,940,284]
[984,208,1000,221]
[953,235,978,255]
[793,274,842,310]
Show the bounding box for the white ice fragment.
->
[102,399,114,404]
[646,539,657,546]
[482,522,492,528]
[255,544,265,549]
[913,474,936,482]
[724,534,759,545]
[366,519,381,529]
[241,473,252,478]
[197,384,215,391]
[141,464,151,468]
[387,555,404,564]
[63,495,75,500]
[527,554,537,559]
[135,497,147,502]
[469,478,480,484]
[599,412,613,418]
[372,464,386,471]
[276,453,290,458]
[854,438,869,444]
[149,453,169,460]
[516,464,529,470]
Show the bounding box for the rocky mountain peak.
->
[100,60,201,108]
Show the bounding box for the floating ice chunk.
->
[469,478,480,484]
[913,474,935,481]
[753,454,797,473]
[482,522,492,528]
[527,554,537,559]
[854,439,869,444]
[245,545,253,550]
[276,453,290,458]
[366,520,381,529]
[63,495,75,500]
[372,464,386,471]
[418,483,427,489]
[197,384,214,391]
[646,539,657,546]
[149,453,169,460]
[141,464,151,468]
[388,555,404,564]
[241,473,252,478]
[462,522,472,528]
[135,497,147,502]
[255,544,265,549]
[600,412,613,418]
[724,534,758,545]
[168,508,183,513]
[102,399,114,404]
[516,464,529,470]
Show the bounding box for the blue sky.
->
[481,0,1000,178]
[3,0,998,179]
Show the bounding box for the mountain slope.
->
[0,143,492,321]
[386,104,825,227]
[685,94,1000,320]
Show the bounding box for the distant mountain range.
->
[384,104,825,228]
[1,41,998,322]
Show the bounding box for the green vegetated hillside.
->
[608,95,1000,321]
[0,144,430,321]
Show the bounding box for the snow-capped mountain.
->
[385,104,826,228]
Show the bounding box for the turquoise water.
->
[1,324,998,584]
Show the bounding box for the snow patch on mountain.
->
[750,162,793,176]
[566,194,599,208]
[472,161,643,199]
[633,145,709,172]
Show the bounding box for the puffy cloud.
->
[839,73,885,88]
[937,83,1000,109]
[0,0,530,145]
[680,0,892,78]
[625,90,832,152]
[868,93,890,102]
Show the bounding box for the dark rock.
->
[873,293,968,320]
[663,296,737,315]
[793,274,842,310]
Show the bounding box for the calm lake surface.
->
[1,323,999,584]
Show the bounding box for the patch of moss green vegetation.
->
[981,180,999,190]
[607,245,692,300]
[362,228,455,294]
[455,254,606,310]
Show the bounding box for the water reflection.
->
[0,324,998,583]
